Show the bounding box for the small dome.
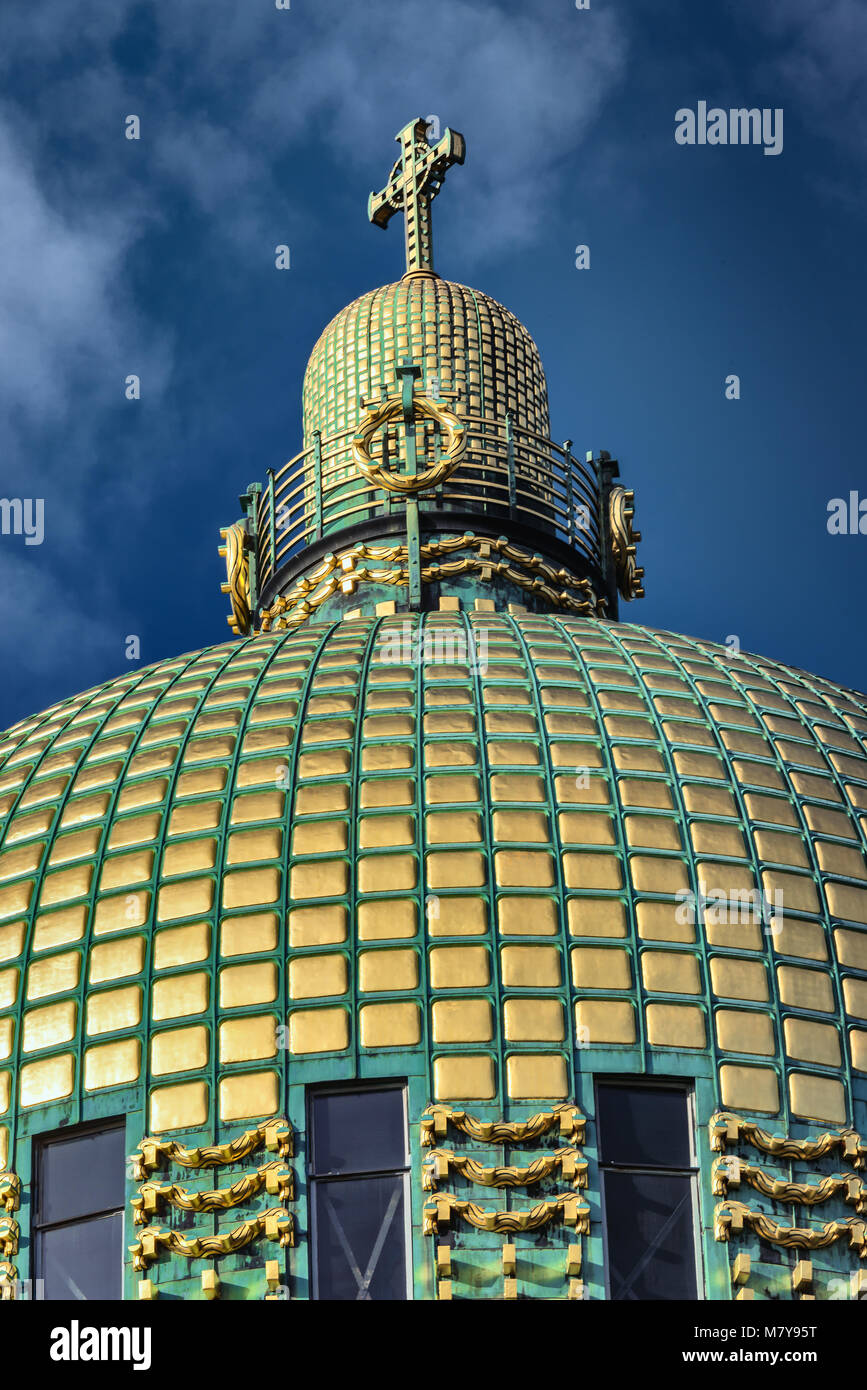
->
[303,274,550,446]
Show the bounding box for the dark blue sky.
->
[0,0,864,730]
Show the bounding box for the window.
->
[597,1081,700,1300]
[34,1122,126,1300]
[309,1084,410,1300]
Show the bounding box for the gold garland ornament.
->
[608,485,644,600]
[352,392,467,494]
[258,536,603,632]
[421,1102,585,1148]
[714,1201,867,1257]
[219,521,252,636]
[0,1262,18,1302]
[0,1217,19,1259]
[712,1156,867,1213]
[132,1162,294,1225]
[709,1112,865,1170]
[130,1118,292,1181]
[424,1191,590,1237]
[130,1208,293,1272]
[423,1148,587,1192]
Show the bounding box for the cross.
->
[368,117,465,275]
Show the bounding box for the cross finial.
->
[368,117,466,276]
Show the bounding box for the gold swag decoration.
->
[423,1148,588,1192]
[130,1208,294,1272]
[352,392,467,494]
[423,1191,590,1237]
[130,1117,292,1180]
[714,1201,867,1258]
[709,1111,866,1170]
[420,1101,585,1147]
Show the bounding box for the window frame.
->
[33,1117,126,1302]
[596,1077,704,1302]
[307,1080,412,1302]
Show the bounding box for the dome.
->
[2,612,865,1170]
[302,273,551,448]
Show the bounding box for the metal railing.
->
[254,415,603,598]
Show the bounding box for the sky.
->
[0,0,865,730]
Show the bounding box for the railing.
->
[254,416,604,600]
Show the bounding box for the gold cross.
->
[368,117,465,275]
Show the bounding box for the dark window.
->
[309,1085,410,1301]
[34,1123,126,1300]
[598,1082,700,1301]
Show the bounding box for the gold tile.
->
[0,879,34,921]
[646,1003,706,1048]
[571,947,631,990]
[504,998,565,1042]
[641,950,701,995]
[287,903,347,948]
[788,1073,846,1125]
[219,962,277,1008]
[744,793,798,828]
[230,791,287,824]
[288,1006,349,1054]
[86,984,143,1036]
[32,905,88,952]
[222,867,280,911]
[151,1024,209,1075]
[297,748,352,780]
[434,1054,496,1100]
[490,773,546,803]
[719,1063,779,1115]
[359,854,418,893]
[575,999,636,1045]
[156,877,214,923]
[563,853,622,891]
[98,851,153,893]
[362,744,413,772]
[60,791,112,826]
[497,896,558,936]
[292,820,348,856]
[0,1017,13,1060]
[710,957,769,1002]
[357,899,416,941]
[360,1002,422,1048]
[697,862,757,900]
[20,1053,75,1107]
[501,945,561,988]
[116,780,168,812]
[150,1080,209,1131]
[753,829,810,868]
[804,804,856,838]
[0,921,25,963]
[155,921,212,969]
[704,916,763,951]
[506,1054,568,1100]
[624,816,681,851]
[834,928,867,971]
[22,1000,77,1052]
[760,870,820,916]
[220,1071,279,1122]
[849,1028,867,1072]
[772,919,828,962]
[0,841,44,880]
[427,896,488,937]
[815,841,867,879]
[289,859,348,899]
[219,1015,277,1063]
[83,1037,141,1091]
[359,948,418,992]
[429,945,490,989]
[777,966,834,1013]
[93,890,149,935]
[556,812,616,846]
[635,900,695,943]
[784,1017,841,1067]
[431,998,493,1043]
[161,839,219,878]
[358,815,415,849]
[361,777,415,809]
[716,1008,775,1056]
[491,810,547,843]
[825,881,867,925]
[27,950,80,1000]
[289,953,348,1000]
[426,851,485,890]
[109,812,164,848]
[682,785,737,818]
[689,822,746,858]
[226,827,284,864]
